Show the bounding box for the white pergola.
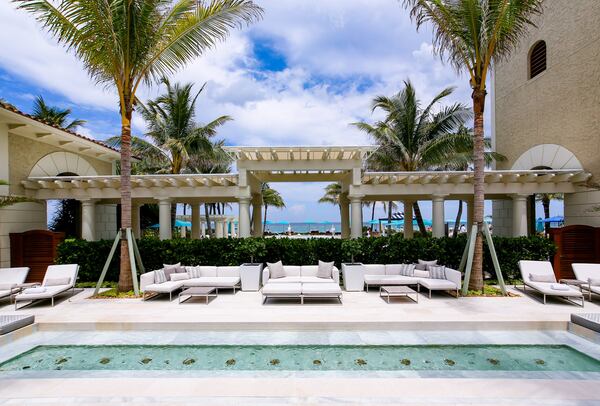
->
[22,146,592,240]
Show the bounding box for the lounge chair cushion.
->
[144,281,184,293]
[185,277,240,288]
[551,283,569,291]
[0,290,12,299]
[44,277,71,287]
[416,259,437,270]
[262,283,302,295]
[23,287,46,294]
[428,266,446,280]
[154,269,168,284]
[267,261,286,279]
[170,273,189,282]
[419,278,458,290]
[302,283,342,296]
[589,278,600,286]
[317,261,334,278]
[15,285,71,300]
[0,283,16,290]
[530,273,555,283]
[525,281,583,297]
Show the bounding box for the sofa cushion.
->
[317,261,334,279]
[299,276,334,283]
[302,283,342,296]
[198,266,217,277]
[266,276,303,283]
[413,270,430,278]
[154,269,168,284]
[217,266,240,277]
[267,261,286,279]
[529,273,555,283]
[301,266,318,277]
[170,273,189,282]
[185,277,240,288]
[144,280,184,293]
[363,264,385,275]
[283,265,301,277]
[385,264,402,275]
[364,275,416,285]
[262,283,302,295]
[416,259,437,271]
[419,278,457,290]
[428,265,446,280]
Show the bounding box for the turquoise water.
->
[1,344,599,372]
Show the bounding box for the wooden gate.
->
[10,230,65,283]
[549,225,600,280]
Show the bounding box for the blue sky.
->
[0,0,562,223]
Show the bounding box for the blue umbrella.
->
[542,216,564,223]
[149,219,191,229]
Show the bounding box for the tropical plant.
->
[536,193,563,235]
[318,183,344,227]
[0,180,36,208]
[403,0,543,291]
[353,80,472,235]
[261,184,285,234]
[31,96,85,130]
[16,0,263,291]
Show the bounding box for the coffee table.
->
[178,287,217,304]
[380,285,419,303]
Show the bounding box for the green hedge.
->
[56,235,556,283]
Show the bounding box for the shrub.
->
[56,235,555,283]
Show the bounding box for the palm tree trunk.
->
[171,203,177,235]
[453,200,463,238]
[204,203,212,237]
[542,195,551,236]
[387,201,393,232]
[469,89,486,292]
[413,202,427,236]
[118,105,133,292]
[371,202,376,222]
[263,205,268,235]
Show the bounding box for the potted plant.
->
[341,239,362,264]
[238,238,267,265]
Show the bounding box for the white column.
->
[191,204,201,239]
[157,198,172,240]
[201,221,206,238]
[238,198,251,238]
[512,194,528,237]
[231,220,237,238]
[214,217,223,238]
[432,195,446,238]
[252,195,263,237]
[340,194,350,239]
[0,124,9,196]
[131,203,141,238]
[80,199,96,241]
[350,196,363,239]
[466,198,474,231]
[403,200,414,239]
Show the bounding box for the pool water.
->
[1,344,599,372]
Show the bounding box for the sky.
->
[0,0,562,224]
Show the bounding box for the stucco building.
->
[492,0,600,235]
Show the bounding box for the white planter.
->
[240,263,263,291]
[342,263,365,291]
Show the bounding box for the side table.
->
[341,263,365,291]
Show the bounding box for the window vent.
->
[529,41,546,79]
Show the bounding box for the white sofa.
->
[261,265,342,304]
[362,264,461,298]
[519,260,584,306]
[572,263,600,302]
[0,267,29,303]
[140,266,241,301]
[14,264,79,309]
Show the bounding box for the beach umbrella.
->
[149,219,191,229]
[542,216,564,223]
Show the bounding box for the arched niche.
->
[29,152,98,177]
[511,144,583,171]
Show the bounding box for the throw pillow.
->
[399,264,415,277]
[187,266,202,279]
[550,283,569,291]
[529,273,555,283]
[428,265,446,280]
[154,269,167,284]
[415,259,437,271]
[317,260,334,279]
[588,278,600,287]
[44,277,71,287]
[163,263,182,281]
[267,261,286,279]
[170,273,190,282]
[413,270,430,278]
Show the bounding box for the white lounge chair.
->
[572,263,600,302]
[0,267,29,303]
[14,264,79,309]
[518,260,584,306]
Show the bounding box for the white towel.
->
[23,287,47,294]
[550,283,569,291]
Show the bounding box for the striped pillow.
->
[399,264,415,277]
[187,266,202,279]
[428,265,446,280]
[154,269,167,284]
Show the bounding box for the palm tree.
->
[536,193,563,235]
[261,184,285,234]
[106,78,232,228]
[16,0,262,292]
[353,80,472,235]
[31,96,85,130]
[318,183,342,208]
[403,0,543,290]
